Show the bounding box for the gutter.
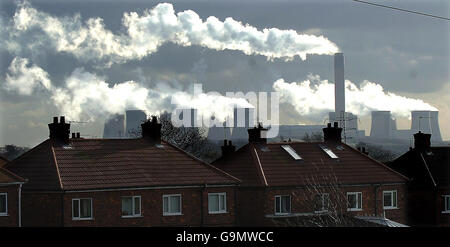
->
[18,183,22,227]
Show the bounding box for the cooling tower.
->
[370,111,392,138]
[103,114,125,138]
[125,110,147,137]
[334,53,345,125]
[410,111,442,141]
[231,107,255,141]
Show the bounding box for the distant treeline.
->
[0,145,30,161]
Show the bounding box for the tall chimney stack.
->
[141,116,162,143]
[48,116,70,145]
[334,53,345,126]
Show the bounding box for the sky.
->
[0,0,449,147]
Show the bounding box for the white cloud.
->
[8,1,339,66]
[4,57,52,95]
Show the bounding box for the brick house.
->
[387,131,450,226]
[5,116,240,227]
[0,166,27,227]
[212,123,409,226]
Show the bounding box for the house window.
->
[163,194,182,215]
[314,193,330,213]
[443,195,450,213]
[0,193,7,216]
[275,195,291,215]
[122,196,141,217]
[383,190,398,209]
[208,193,227,214]
[72,198,93,220]
[347,192,362,211]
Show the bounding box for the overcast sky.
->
[0,0,449,146]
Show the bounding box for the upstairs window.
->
[444,195,450,213]
[314,193,330,213]
[122,196,141,217]
[275,195,291,215]
[0,193,7,216]
[383,191,398,209]
[347,192,362,211]
[208,193,227,214]
[163,194,182,216]
[72,198,93,220]
[281,145,302,160]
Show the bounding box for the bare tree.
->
[0,145,30,161]
[271,161,375,227]
[128,112,221,162]
[302,132,324,142]
[356,142,396,163]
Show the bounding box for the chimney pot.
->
[60,116,65,124]
[53,117,58,124]
[221,139,236,159]
[72,133,76,138]
[322,122,342,143]
[76,132,80,138]
[141,116,162,143]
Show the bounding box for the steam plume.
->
[10,1,338,66]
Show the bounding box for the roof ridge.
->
[50,144,64,190]
[419,153,437,187]
[251,146,268,186]
[161,140,241,184]
[4,139,49,169]
[0,166,27,182]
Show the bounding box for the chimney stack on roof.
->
[322,122,342,143]
[221,139,236,159]
[247,123,268,144]
[141,116,162,143]
[413,131,431,153]
[48,116,70,145]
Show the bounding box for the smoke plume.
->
[9,1,338,66]
[273,75,438,122]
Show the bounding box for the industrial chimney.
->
[334,53,345,126]
[410,111,442,142]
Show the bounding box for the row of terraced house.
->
[0,116,449,227]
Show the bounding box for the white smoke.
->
[4,57,52,95]
[3,57,252,122]
[10,1,338,66]
[273,75,438,120]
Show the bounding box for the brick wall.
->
[238,184,407,226]
[21,192,63,227]
[436,189,450,226]
[0,185,20,227]
[63,186,236,227]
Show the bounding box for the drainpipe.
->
[18,183,22,227]
[374,184,380,217]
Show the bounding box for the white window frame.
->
[0,193,7,216]
[443,195,450,214]
[383,190,398,209]
[275,195,291,215]
[121,195,142,218]
[208,192,227,214]
[72,198,93,220]
[163,194,182,216]
[314,193,330,213]
[347,192,362,211]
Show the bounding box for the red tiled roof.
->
[0,156,8,167]
[0,166,26,184]
[213,142,408,187]
[6,138,239,191]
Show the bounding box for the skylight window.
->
[281,145,302,160]
[319,144,338,159]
